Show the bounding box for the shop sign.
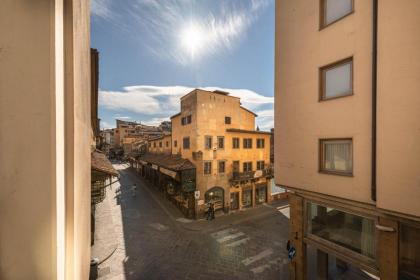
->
[194,190,200,199]
[152,164,159,170]
[160,167,178,179]
[197,199,204,206]
[254,170,263,178]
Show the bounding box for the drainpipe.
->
[371,0,378,202]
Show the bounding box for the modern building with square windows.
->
[275,0,420,279]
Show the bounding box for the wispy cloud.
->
[91,0,271,64]
[99,85,273,130]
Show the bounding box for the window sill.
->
[319,92,354,102]
[319,170,353,177]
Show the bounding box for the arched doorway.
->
[205,187,224,211]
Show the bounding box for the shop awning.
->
[138,153,195,172]
[91,150,119,178]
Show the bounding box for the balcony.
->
[231,166,274,183]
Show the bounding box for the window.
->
[148,143,151,148]
[204,161,212,175]
[257,138,265,149]
[243,138,252,149]
[166,141,169,147]
[218,161,226,174]
[183,137,190,149]
[181,115,192,125]
[153,142,156,148]
[174,140,177,147]
[320,58,353,100]
[205,136,212,149]
[320,139,353,175]
[159,142,162,148]
[225,116,231,124]
[243,162,253,172]
[232,161,240,173]
[217,136,224,149]
[232,137,240,149]
[256,161,265,170]
[307,202,375,259]
[400,224,420,279]
[320,0,353,28]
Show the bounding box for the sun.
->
[180,22,205,59]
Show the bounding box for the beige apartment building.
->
[170,89,273,216]
[148,134,172,155]
[275,0,420,279]
[1,0,92,279]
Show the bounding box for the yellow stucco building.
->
[170,89,273,216]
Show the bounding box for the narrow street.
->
[92,163,290,280]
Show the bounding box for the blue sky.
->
[91,0,274,130]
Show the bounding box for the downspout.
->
[371,0,378,201]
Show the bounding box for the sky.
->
[91,0,274,130]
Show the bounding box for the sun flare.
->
[180,22,206,59]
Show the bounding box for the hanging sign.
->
[194,190,200,199]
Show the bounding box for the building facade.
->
[148,134,172,155]
[275,0,420,279]
[0,0,92,279]
[171,89,273,217]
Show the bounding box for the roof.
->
[139,153,195,171]
[91,150,119,176]
[226,128,272,135]
[240,106,258,117]
[170,112,181,119]
[149,134,171,141]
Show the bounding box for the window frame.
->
[159,141,162,148]
[183,137,190,149]
[243,161,253,172]
[225,116,231,124]
[320,0,354,30]
[256,161,265,171]
[204,136,212,149]
[218,160,226,174]
[232,160,240,173]
[174,140,177,147]
[204,161,212,175]
[256,138,265,149]
[243,138,253,149]
[319,57,354,101]
[232,137,240,149]
[304,199,378,273]
[319,138,353,176]
[217,136,225,149]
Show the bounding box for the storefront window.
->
[205,187,224,211]
[242,189,252,208]
[307,202,375,259]
[400,224,420,279]
[256,185,266,204]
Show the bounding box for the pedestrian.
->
[206,203,212,220]
[132,183,137,197]
[211,203,215,220]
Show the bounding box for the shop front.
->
[205,187,224,211]
[135,153,197,218]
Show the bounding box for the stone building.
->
[148,134,172,155]
[138,89,274,218]
[275,0,420,279]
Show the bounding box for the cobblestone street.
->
[92,163,290,280]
